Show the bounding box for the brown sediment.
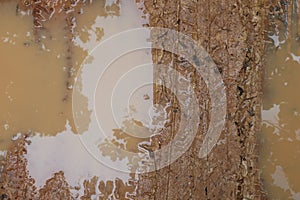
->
[79,176,137,200]
[0,137,80,199]
[0,135,137,199]
[38,171,72,199]
[0,135,36,199]
[0,135,72,199]
[136,0,267,199]
[81,176,99,200]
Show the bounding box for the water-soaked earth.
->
[0,0,299,199]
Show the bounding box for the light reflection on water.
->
[0,0,150,197]
[261,1,300,198]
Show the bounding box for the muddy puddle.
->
[0,0,152,198]
[261,1,300,199]
[1,0,299,199]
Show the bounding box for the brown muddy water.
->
[261,1,300,199]
[0,0,151,198]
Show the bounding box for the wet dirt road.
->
[1,0,298,199]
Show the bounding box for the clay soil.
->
[0,0,287,199]
[136,0,267,199]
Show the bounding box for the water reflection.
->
[0,1,78,150]
[25,122,133,194]
[0,0,147,198]
[261,0,300,198]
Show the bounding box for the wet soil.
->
[137,0,267,199]
[0,0,289,199]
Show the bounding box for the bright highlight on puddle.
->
[73,27,226,173]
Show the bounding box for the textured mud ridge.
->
[137,0,267,199]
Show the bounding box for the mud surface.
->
[137,0,267,199]
[0,0,276,199]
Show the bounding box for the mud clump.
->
[0,136,36,199]
[0,136,71,199]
